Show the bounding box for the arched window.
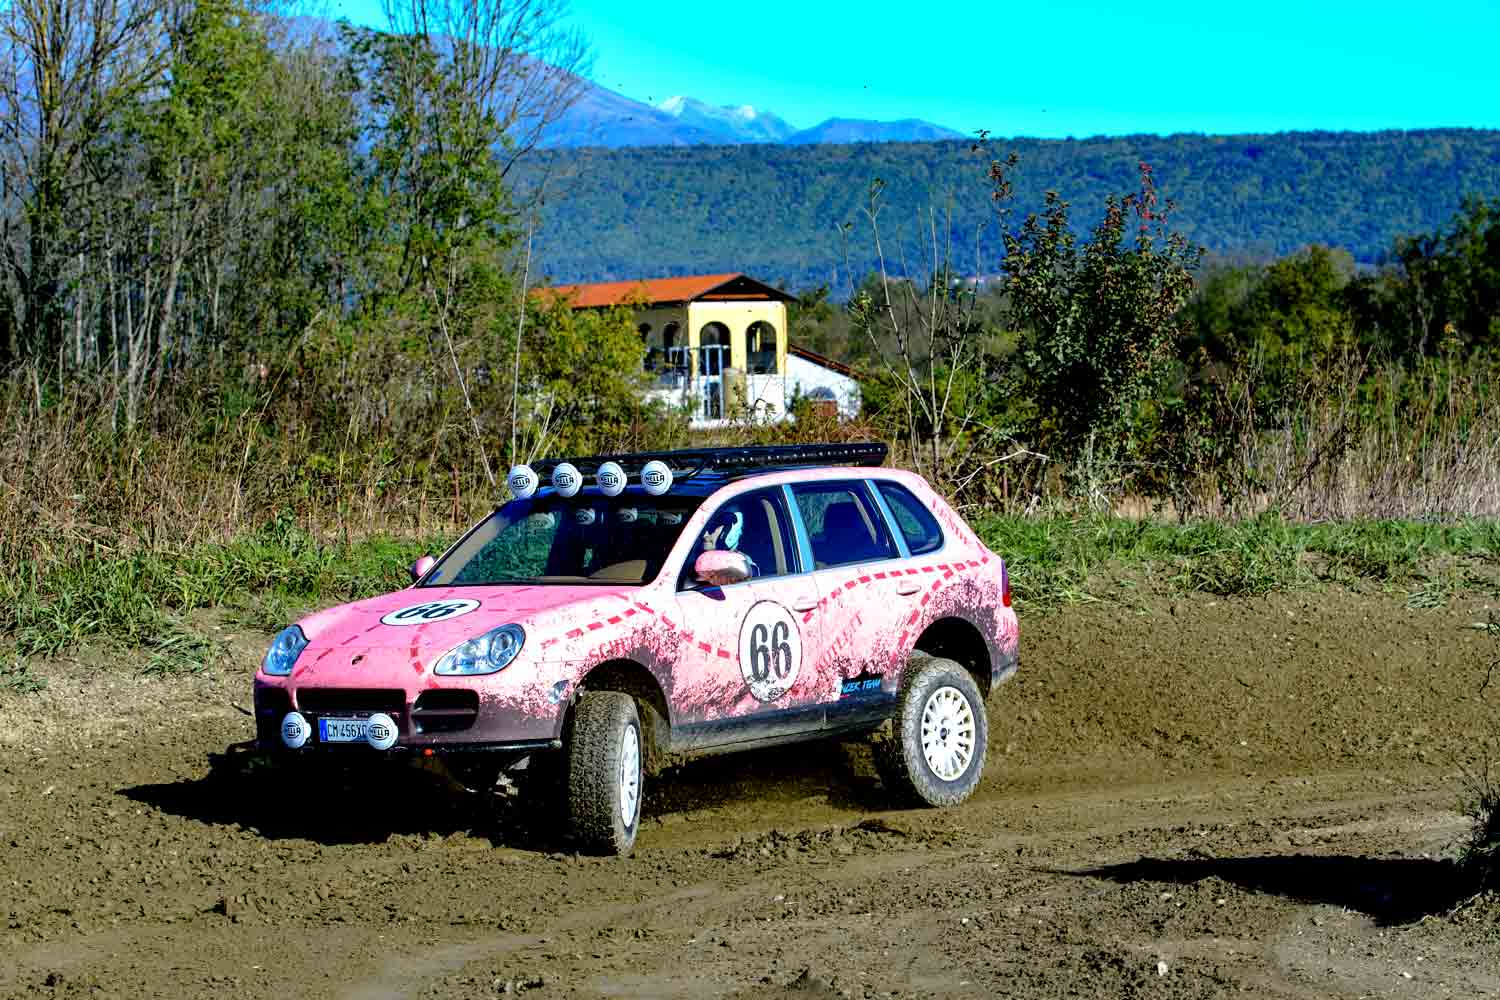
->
[642,321,686,383]
[640,322,661,373]
[746,320,778,375]
[698,322,730,376]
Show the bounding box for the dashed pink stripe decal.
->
[804,555,988,622]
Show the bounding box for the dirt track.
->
[3,586,1500,998]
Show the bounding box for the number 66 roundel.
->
[737,601,803,702]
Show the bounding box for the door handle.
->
[895,580,922,596]
[791,598,818,613]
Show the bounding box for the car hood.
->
[297,584,637,654]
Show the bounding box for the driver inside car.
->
[695,509,756,586]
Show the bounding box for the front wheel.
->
[874,654,988,807]
[565,691,643,855]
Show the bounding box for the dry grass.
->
[6,351,1500,575]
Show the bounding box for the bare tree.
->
[848,179,996,481]
[0,0,171,365]
[378,0,589,176]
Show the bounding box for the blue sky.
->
[330,0,1500,137]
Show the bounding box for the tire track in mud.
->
[339,880,742,1000]
[4,585,1500,998]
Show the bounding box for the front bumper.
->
[253,680,562,753]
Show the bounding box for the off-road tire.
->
[874,653,987,807]
[564,691,643,856]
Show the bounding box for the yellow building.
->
[542,272,858,427]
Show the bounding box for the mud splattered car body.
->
[254,444,1018,852]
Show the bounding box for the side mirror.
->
[694,550,752,587]
[410,555,436,583]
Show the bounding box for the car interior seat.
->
[815,500,884,567]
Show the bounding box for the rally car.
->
[254,443,1018,854]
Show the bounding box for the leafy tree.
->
[517,298,654,457]
[1392,197,1500,355]
[996,161,1201,498]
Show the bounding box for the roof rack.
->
[532,442,888,482]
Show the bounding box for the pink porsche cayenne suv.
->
[254,443,1018,854]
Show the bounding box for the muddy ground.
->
[3,585,1500,998]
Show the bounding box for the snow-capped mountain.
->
[540,79,962,149]
[656,96,796,144]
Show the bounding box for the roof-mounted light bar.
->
[505,442,888,499]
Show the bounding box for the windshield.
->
[421,494,705,587]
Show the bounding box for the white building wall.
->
[785,353,861,420]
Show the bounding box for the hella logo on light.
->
[596,461,626,496]
[551,462,581,497]
[366,712,398,750]
[640,460,672,496]
[507,464,538,499]
[280,711,311,749]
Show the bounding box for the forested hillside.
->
[518,129,1500,291]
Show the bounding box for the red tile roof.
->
[535,273,794,308]
[788,343,859,379]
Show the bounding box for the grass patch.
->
[0,517,444,663]
[142,630,221,677]
[0,658,46,695]
[3,512,1498,661]
[971,513,1500,611]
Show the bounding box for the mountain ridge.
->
[517,128,1500,293]
[540,78,961,148]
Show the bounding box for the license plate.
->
[319,717,369,744]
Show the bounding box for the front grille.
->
[255,685,293,715]
[253,685,293,744]
[296,688,406,714]
[412,689,479,734]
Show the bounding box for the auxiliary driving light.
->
[640,459,673,496]
[596,461,626,496]
[551,462,582,497]
[507,464,539,499]
[280,711,311,749]
[365,712,399,750]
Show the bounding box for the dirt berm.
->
[3,586,1500,998]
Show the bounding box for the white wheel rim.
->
[619,722,641,826]
[920,686,977,781]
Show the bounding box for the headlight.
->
[434,624,525,676]
[263,625,308,676]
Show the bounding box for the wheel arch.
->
[574,658,671,769]
[912,616,992,699]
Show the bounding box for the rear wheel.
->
[564,692,643,856]
[874,654,987,807]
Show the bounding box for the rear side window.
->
[875,481,944,556]
[791,482,898,569]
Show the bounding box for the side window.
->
[792,482,898,570]
[875,481,944,556]
[679,488,796,588]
